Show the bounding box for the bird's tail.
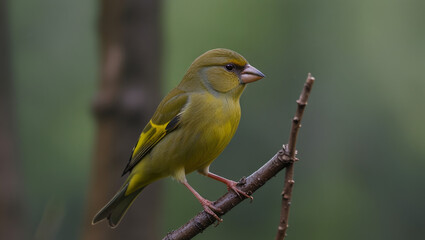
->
[92,183,144,228]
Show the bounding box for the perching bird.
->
[92,48,265,227]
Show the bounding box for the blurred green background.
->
[7,0,425,239]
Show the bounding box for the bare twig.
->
[163,73,315,240]
[275,73,315,240]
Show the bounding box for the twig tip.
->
[307,73,315,81]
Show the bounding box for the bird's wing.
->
[122,88,188,175]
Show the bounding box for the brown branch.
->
[163,153,292,240]
[163,73,315,240]
[275,73,315,240]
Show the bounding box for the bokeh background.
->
[4,0,425,239]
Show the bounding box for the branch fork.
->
[277,144,298,164]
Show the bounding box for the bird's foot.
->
[227,180,253,201]
[205,172,253,201]
[199,199,223,222]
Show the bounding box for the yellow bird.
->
[92,48,265,227]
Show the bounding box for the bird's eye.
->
[225,64,235,71]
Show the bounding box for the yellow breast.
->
[174,92,241,173]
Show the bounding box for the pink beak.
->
[241,64,265,83]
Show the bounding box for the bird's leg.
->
[206,172,253,200]
[181,181,223,222]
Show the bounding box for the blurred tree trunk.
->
[0,0,25,239]
[82,0,162,239]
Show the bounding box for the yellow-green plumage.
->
[92,48,264,227]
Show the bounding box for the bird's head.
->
[179,48,265,98]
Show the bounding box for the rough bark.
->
[82,0,162,239]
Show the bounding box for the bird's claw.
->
[227,181,253,201]
[200,199,223,222]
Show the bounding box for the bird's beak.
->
[240,64,265,84]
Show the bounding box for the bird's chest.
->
[181,94,241,169]
[189,94,239,138]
